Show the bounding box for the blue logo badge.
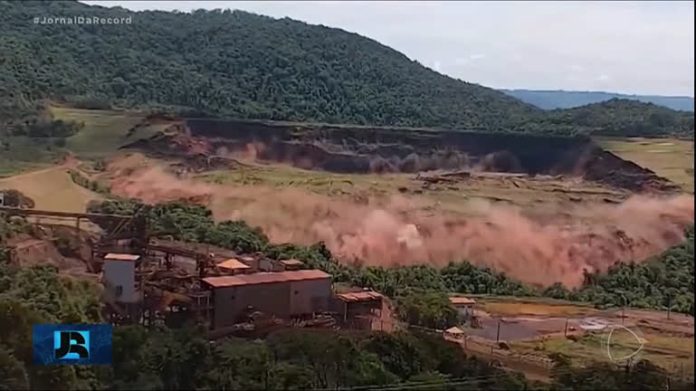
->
[54,330,90,360]
[33,324,112,365]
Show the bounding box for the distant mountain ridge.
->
[502,89,694,112]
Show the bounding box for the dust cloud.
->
[109,165,694,287]
[223,141,482,174]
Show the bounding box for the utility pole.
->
[564,318,569,337]
[496,320,501,342]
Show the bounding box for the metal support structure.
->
[1,206,222,329]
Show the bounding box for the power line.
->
[324,375,521,391]
[317,358,690,391]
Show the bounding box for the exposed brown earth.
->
[123,117,680,193]
[103,154,693,288]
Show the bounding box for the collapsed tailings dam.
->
[115,117,693,286]
[175,118,677,193]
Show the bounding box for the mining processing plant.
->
[0,206,386,337]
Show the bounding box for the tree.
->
[395,289,459,330]
[361,331,436,380]
[0,345,29,390]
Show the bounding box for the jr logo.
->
[34,324,110,365]
[54,330,90,360]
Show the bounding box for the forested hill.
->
[0,0,538,131]
[503,89,694,112]
[0,1,693,138]
[545,99,694,138]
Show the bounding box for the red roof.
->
[217,258,251,270]
[202,269,330,288]
[335,291,384,303]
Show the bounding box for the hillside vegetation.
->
[0,1,537,132]
[1,208,693,390]
[0,1,692,139]
[546,99,694,138]
[503,89,694,112]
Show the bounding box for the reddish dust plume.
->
[109,165,694,287]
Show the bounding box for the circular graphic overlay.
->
[600,323,647,364]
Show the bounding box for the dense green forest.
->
[544,99,694,138]
[1,211,693,390]
[0,1,692,139]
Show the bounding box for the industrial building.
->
[450,296,477,319]
[258,258,305,272]
[238,255,259,272]
[102,253,142,303]
[202,269,332,329]
[0,206,387,334]
[333,290,384,329]
[279,259,304,271]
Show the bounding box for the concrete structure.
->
[257,258,301,272]
[102,253,141,303]
[449,296,476,318]
[202,269,332,329]
[444,326,465,339]
[258,258,278,272]
[279,259,304,271]
[238,255,259,272]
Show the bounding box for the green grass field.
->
[0,158,51,178]
[596,137,694,191]
[513,332,694,375]
[473,296,599,317]
[196,161,627,219]
[1,106,170,177]
[0,166,103,212]
[197,164,410,198]
[463,295,694,376]
[0,136,64,177]
[50,106,168,159]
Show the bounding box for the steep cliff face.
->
[184,118,591,174]
[125,117,678,193]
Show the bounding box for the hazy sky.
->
[83,1,694,96]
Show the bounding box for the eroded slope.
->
[126,117,680,193]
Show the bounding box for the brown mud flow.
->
[115,118,693,287]
[107,162,694,289]
[124,117,681,193]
